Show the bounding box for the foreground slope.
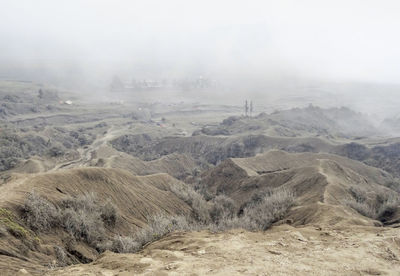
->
[0,168,191,275]
[47,225,400,276]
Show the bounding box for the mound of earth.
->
[0,168,191,275]
[46,225,400,276]
[196,105,378,138]
[90,145,206,181]
[198,150,400,226]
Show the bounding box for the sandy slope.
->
[46,224,400,276]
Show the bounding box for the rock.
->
[16,268,31,275]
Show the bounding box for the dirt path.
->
[50,126,121,171]
[46,225,400,276]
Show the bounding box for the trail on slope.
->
[51,126,121,171]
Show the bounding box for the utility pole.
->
[245,100,249,117]
[250,100,253,117]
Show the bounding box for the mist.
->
[1,0,400,112]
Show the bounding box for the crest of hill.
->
[111,132,338,165]
[199,150,400,226]
[92,145,202,181]
[197,105,378,138]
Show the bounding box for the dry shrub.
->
[54,245,68,267]
[345,185,400,222]
[242,188,295,230]
[376,193,400,221]
[209,188,295,232]
[62,208,106,246]
[61,193,98,213]
[21,191,60,232]
[169,184,210,223]
[100,200,117,227]
[208,216,254,232]
[108,214,193,253]
[134,214,192,247]
[111,236,140,253]
[345,199,377,219]
[22,192,117,247]
[60,193,117,246]
[21,186,297,258]
[209,195,236,223]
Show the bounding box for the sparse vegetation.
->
[54,245,68,267]
[100,200,118,227]
[169,184,211,223]
[345,185,400,222]
[62,206,106,246]
[209,195,236,223]
[241,188,295,230]
[22,192,59,232]
[18,186,295,260]
[209,188,295,232]
[133,214,192,248]
[111,236,140,253]
[21,192,118,247]
[0,125,99,171]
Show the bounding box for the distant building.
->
[109,75,217,92]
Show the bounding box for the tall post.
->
[245,100,249,117]
[250,100,253,117]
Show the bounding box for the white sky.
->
[1,0,400,83]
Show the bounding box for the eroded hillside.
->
[1,82,400,275]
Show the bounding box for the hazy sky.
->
[1,0,400,85]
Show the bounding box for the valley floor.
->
[46,225,400,276]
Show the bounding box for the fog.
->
[1,0,400,112]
